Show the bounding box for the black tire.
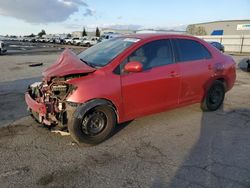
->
[86,43,90,47]
[68,106,116,145]
[201,80,225,111]
[247,61,250,72]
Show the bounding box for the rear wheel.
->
[68,106,116,145]
[201,80,225,111]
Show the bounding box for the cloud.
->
[83,8,95,16]
[64,23,143,32]
[0,0,88,23]
[140,24,187,31]
[108,24,142,30]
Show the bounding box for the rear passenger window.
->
[175,39,211,62]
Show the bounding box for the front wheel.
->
[201,80,225,111]
[68,106,116,145]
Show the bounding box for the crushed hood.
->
[42,49,95,79]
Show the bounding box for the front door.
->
[121,39,181,120]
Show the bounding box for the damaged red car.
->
[25,34,236,145]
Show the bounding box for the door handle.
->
[170,71,179,77]
[208,64,212,70]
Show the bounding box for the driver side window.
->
[121,39,174,72]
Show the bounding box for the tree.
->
[186,25,207,36]
[82,27,87,37]
[95,27,100,37]
[186,25,196,35]
[67,33,72,38]
[28,33,35,37]
[38,29,46,37]
[195,26,207,36]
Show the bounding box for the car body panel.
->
[120,63,181,120]
[42,49,96,80]
[25,92,46,115]
[66,70,124,121]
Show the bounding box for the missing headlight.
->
[51,84,68,97]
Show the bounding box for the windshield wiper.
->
[80,59,96,68]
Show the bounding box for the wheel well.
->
[216,78,227,90]
[73,98,119,122]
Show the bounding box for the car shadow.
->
[238,57,250,72]
[168,106,250,187]
[111,120,134,137]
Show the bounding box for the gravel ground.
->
[0,43,249,187]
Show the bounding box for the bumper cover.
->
[25,92,46,115]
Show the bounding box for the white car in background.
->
[100,33,122,41]
[37,37,47,43]
[73,37,88,46]
[64,37,80,45]
[81,37,99,47]
[0,41,7,55]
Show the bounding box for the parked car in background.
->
[28,37,36,43]
[100,33,122,42]
[25,34,236,145]
[209,41,225,52]
[37,37,47,43]
[49,38,64,44]
[82,37,99,47]
[73,37,88,46]
[64,37,80,45]
[0,41,7,55]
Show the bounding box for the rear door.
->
[120,39,181,120]
[173,38,213,104]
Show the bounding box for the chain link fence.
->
[197,35,250,53]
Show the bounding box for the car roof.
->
[121,33,195,40]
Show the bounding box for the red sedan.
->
[25,34,236,144]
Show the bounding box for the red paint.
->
[26,34,236,124]
[25,92,46,115]
[42,49,95,80]
[124,61,143,72]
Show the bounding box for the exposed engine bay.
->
[26,49,96,128]
[27,76,77,127]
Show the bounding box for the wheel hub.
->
[82,111,107,135]
[209,86,223,104]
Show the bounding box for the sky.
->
[0,0,249,35]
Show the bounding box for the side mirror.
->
[124,61,143,73]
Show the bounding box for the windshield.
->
[78,37,140,67]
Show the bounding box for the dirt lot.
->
[0,42,250,187]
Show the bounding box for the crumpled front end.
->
[25,77,77,127]
[25,49,96,126]
[25,49,96,127]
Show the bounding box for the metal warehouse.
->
[187,20,250,35]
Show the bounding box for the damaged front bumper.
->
[25,92,46,115]
[25,80,78,127]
